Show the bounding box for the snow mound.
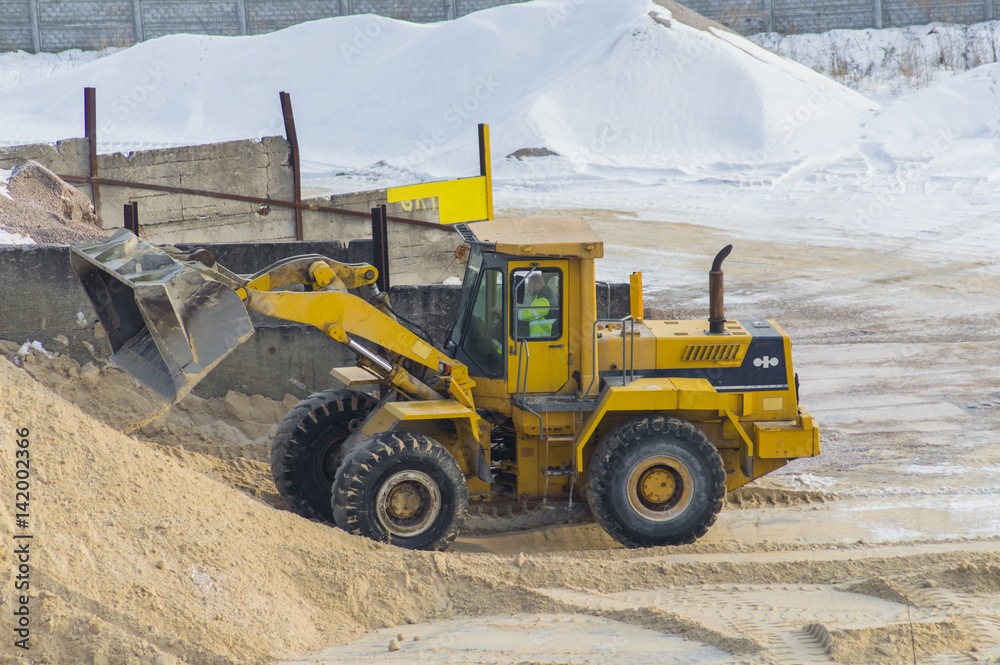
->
[869,63,1000,150]
[0,0,874,181]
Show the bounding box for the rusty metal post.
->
[123,201,139,234]
[279,91,303,241]
[84,87,101,220]
[371,204,389,292]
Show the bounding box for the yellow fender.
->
[572,377,754,473]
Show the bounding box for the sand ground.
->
[4,207,1000,665]
[291,209,1000,664]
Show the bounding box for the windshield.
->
[461,267,504,377]
[445,245,483,353]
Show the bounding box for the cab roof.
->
[458,217,604,259]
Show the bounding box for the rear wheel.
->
[586,415,726,548]
[270,389,374,522]
[331,431,468,551]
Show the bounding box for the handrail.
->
[584,315,636,397]
[513,338,545,447]
[515,338,529,404]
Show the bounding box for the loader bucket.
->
[70,229,254,401]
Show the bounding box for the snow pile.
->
[0,48,111,89]
[0,0,998,257]
[0,230,32,244]
[17,340,51,358]
[868,64,1000,149]
[0,0,873,179]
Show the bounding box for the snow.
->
[17,340,51,357]
[0,48,113,90]
[750,21,1000,102]
[0,0,998,267]
[0,228,34,245]
[0,167,12,201]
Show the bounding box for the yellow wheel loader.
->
[70,217,819,551]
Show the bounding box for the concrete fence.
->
[0,136,467,285]
[688,0,998,33]
[2,0,999,53]
[0,0,529,53]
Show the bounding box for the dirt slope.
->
[3,351,1000,665]
[0,357,569,664]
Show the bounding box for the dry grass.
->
[89,24,134,55]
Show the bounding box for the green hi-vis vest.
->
[521,296,551,336]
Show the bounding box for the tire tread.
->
[270,388,374,522]
[586,415,726,548]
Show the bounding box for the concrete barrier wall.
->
[0,0,531,53]
[0,137,295,243]
[0,136,465,284]
[0,241,629,400]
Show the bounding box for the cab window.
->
[510,268,561,341]
[460,268,504,377]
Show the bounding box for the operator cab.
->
[444,218,602,395]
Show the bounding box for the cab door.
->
[506,260,570,394]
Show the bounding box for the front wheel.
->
[331,431,468,551]
[586,415,726,548]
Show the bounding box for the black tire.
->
[270,389,375,522]
[586,415,726,548]
[331,431,468,551]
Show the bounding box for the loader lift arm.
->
[70,229,477,411]
[236,254,479,411]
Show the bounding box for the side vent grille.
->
[682,344,743,362]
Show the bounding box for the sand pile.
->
[0,356,573,664]
[2,341,307,510]
[2,351,998,664]
[826,620,976,663]
[1,341,295,452]
[0,161,107,244]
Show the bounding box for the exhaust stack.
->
[708,244,733,335]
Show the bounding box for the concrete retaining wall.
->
[0,0,533,53]
[0,137,294,243]
[0,241,629,399]
[0,136,464,284]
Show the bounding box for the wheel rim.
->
[626,455,694,521]
[375,470,442,538]
[314,416,363,489]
